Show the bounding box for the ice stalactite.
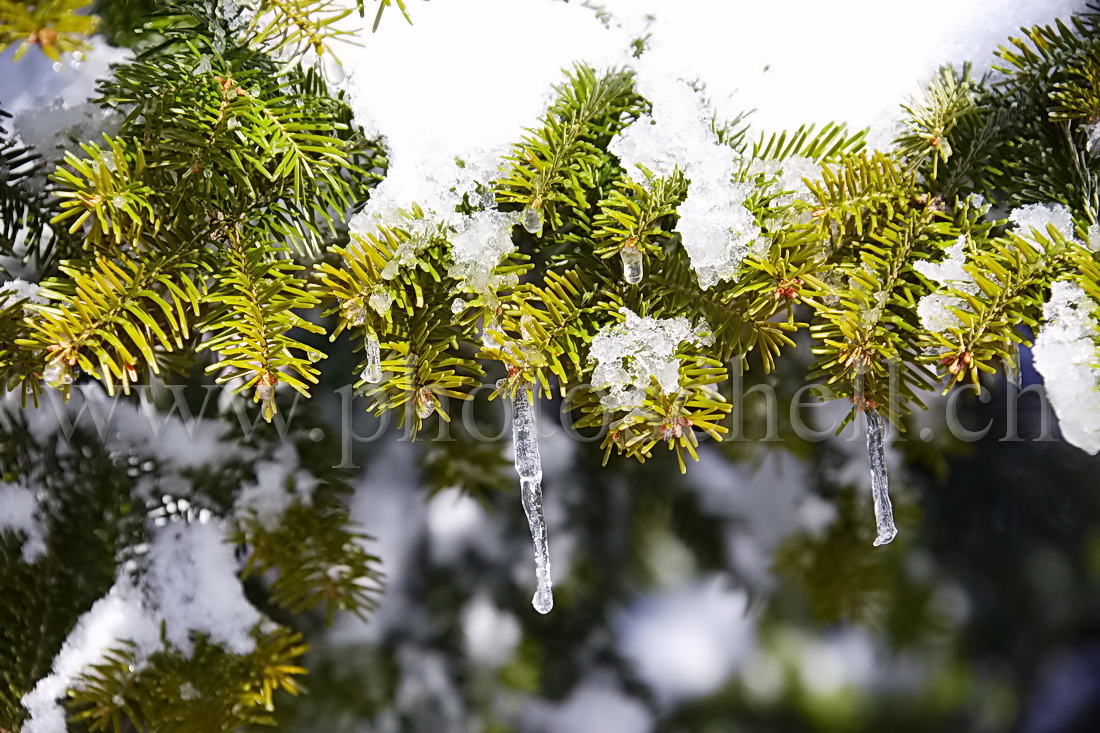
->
[510,385,553,613]
[864,408,898,547]
[361,334,383,384]
[620,245,643,284]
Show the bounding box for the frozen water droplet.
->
[414,387,436,419]
[521,205,542,235]
[43,362,66,387]
[865,409,898,546]
[380,260,399,280]
[511,387,553,613]
[112,195,126,209]
[368,288,393,315]
[620,245,643,284]
[451,298,466,315]
[256,381,275,401]
[361,335,383,383]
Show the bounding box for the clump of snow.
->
[1033,280,1100,455]
[337,0,631,234]
[589,308,708,409]
[914,236,978,332]
[1088,223,1100,252]
[144,519,261,655]
[0,483,47,561]
[748,156,823,209]
[0,278,46,305]
[233,443,316,528]
[22,517,263,730]
[597,0,1087,144]
[1009,203,1076,244]
[22,584,158,733]
[610,73,764,287]
[446,209,519,295]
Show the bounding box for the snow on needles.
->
[589,308,710,410]
[1010,203,1076,244]
[22,519,262,732]
[610,70,764,288]
[1033,281,1100,455]
[914,237,977,333]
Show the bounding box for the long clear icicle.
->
[511,386,553,613]
[865,408,898,546]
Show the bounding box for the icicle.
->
[864,408,898,547]
[510,385,553,614]
[620,244,643,284]
[1003,341,1021,389]
[521,204,543,235]
[361,334,382,384]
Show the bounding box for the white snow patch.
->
[1033,280,1100,454]
[144,519,261,655]
[610,71,763,287]
[0,278,46,305]
[337,0,631,231]
[22,585,158,733]
[1009,203,1076,244]
[915,236,978,333]
[234,443,316,528]
[589,308,708,410]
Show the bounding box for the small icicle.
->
[620,244,643,284]
[865,408,898,547]
[521,204,543,235]
[361,334,382,384]
[511,385,553,613]
[1003,341,1021,389]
